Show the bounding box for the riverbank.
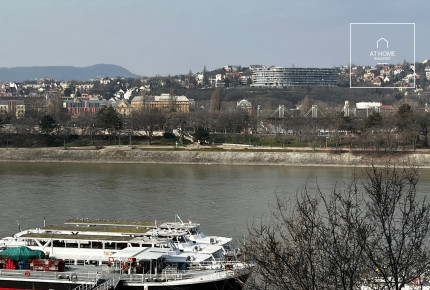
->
[0,146,428,167]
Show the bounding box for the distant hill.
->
[0,64,137,82]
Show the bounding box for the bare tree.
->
[361,165,430,290]
[319,177,369,290]
[244,165,430,290]
[209,88,224,113]
[165,112,190,145]
[244,190,326,290]
[73,113,97,136]
[132,108,165,145]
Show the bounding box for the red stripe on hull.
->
[0,288,39,290]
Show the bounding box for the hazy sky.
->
[1,0,427,76]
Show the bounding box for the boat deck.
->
[0,262,245,286]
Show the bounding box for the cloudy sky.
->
[1,0,427,76]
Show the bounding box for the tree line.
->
[0,87,428,149]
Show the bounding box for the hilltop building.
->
[250,66,338,87]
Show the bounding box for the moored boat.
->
[0,217,250,289]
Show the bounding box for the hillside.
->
[0,64,137,82]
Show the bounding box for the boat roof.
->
[64,218,200,229]
[65,218,159,227]
[158,221,200,230]
[111,247,171,260]
[21,233,142,243]
[164,251,213,263]
[43,225,151,234]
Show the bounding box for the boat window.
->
[177,262,187,270]
[105,243,116,250]
[66,242,78,248]
[40,240,50,247]
[131,243,139,247]
[92,242,103,249]
[118,243,127,250]
[53,240,65,247]
[80,243,91,248]
[26,239,38,246]
[224,243,233,251]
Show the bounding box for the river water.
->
[1,162,429,240]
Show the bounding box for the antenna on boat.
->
[155,219,158,229]
[17,221,20,232]
[176,214,184,225]
[43,216,46,227]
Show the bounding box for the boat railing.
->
[0,269,99,284]
[120,272,186,283]
[187,259,243,270]
[64,259,108,268]
[120,266,239,284]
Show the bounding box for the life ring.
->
[25,271,30,277]
[71,273,77,282]
[413,277,421,286]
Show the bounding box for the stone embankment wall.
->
[0,147,428,167]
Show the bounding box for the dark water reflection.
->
[0,162,429,239]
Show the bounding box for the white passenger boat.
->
[0,217,250,290]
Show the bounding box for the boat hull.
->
[0,279,85,289]
[0,275,247,290]
[120,278,243,289]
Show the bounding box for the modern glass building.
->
[251,66,338,87]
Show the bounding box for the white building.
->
[251,66,338,87]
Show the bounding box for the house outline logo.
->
[376,37,388,49]
[350,22,415,89]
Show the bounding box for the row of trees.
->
[7,104,430,149]
[244,165,430,290]
[0,87,429,149]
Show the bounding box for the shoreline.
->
[0,146,427,168]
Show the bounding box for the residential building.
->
[425,67,430,80]
[251,66,338,87]
[355,101,382,117]
[0,100,25,119]
[75,83,94,92]
[210,74,225,88]
[114,99,131,117]
[363,72,375,80]
[63,99,109,115]
[131,94,194,113]
[100,77,111,85]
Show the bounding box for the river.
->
[0,162,429,240]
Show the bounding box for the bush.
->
[163,132,176,139]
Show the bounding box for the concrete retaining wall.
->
[0,147,427,167]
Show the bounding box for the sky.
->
[1,0,428,76]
